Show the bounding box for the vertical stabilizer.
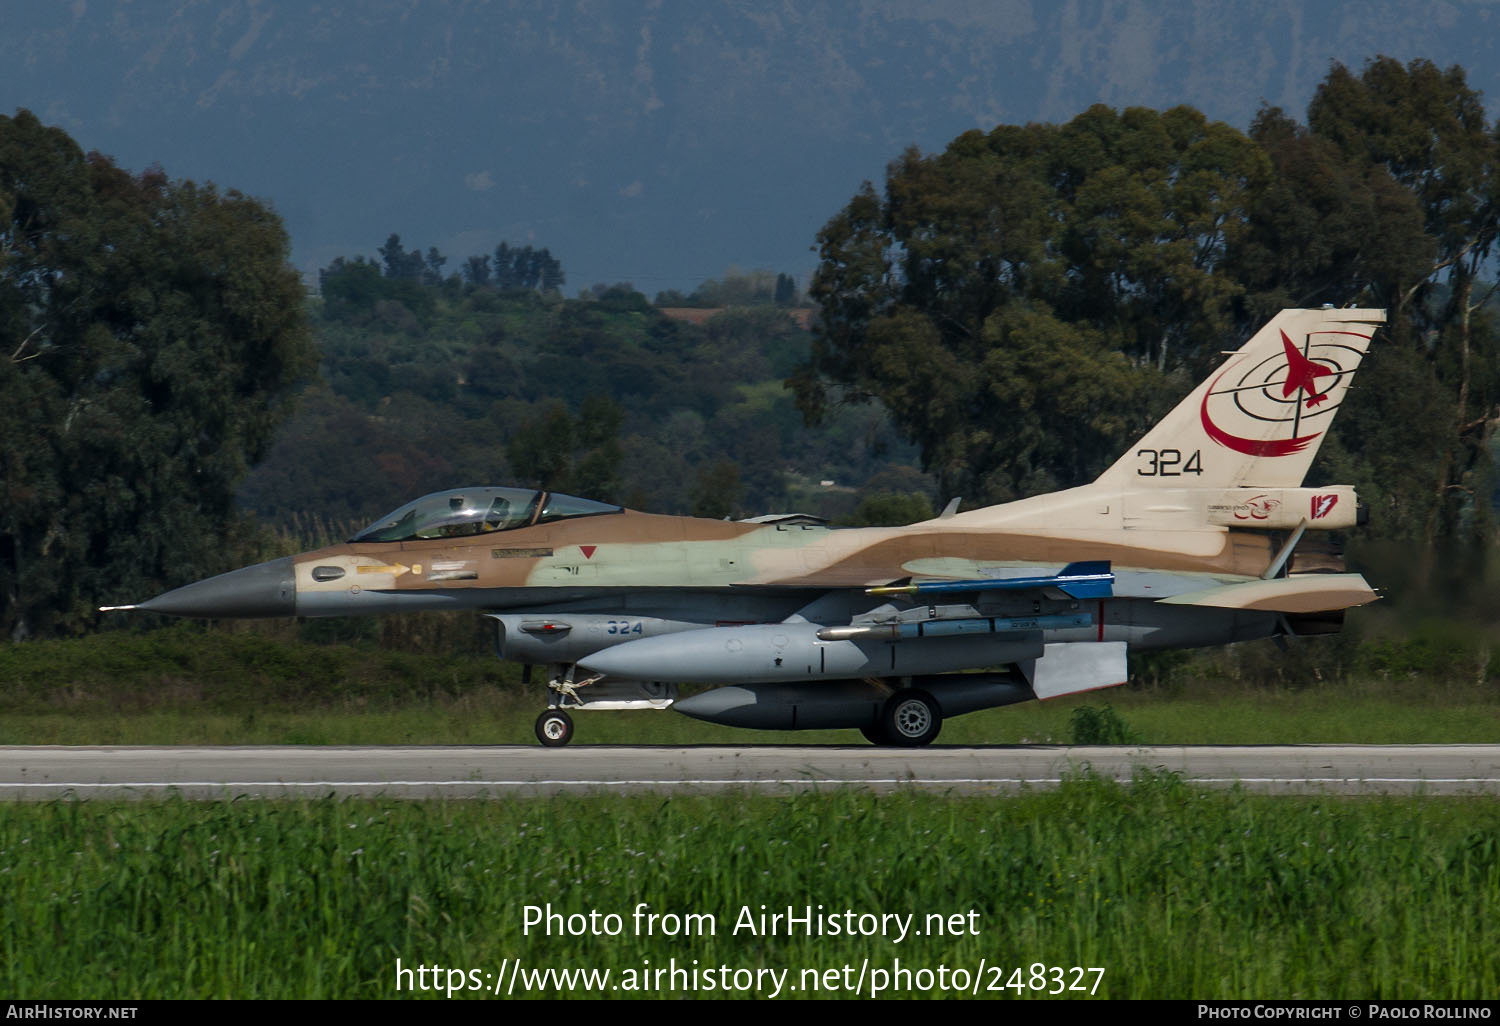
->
[1096,309,1384,490]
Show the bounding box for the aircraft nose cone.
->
[134,556,297,618]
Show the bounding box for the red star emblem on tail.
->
[1281,331,1331,408]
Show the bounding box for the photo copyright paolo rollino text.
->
[393,902,1105,998]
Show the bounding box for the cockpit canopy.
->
[351,487,622,543]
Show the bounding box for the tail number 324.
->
[1136,449,1203,477]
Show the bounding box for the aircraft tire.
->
[535,709,574,747]
[881,689,941,747]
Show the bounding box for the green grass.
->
[4,625,1498,999]
[1,779,1496,998]
[1,687,1496,746]
[1,623,1497,745]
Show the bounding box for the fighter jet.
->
[104,308,1384,746]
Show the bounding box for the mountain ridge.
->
[3,1,1495,290]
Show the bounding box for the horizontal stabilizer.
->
[1156,573,1377,614]
[1018,641,1129,701]
[868,561,1113,600]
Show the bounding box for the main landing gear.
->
[863,688,943,747]
[534,709,574,747]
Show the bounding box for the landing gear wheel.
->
[882,689,941,747]
[535,709,574,747]
[859,724,887,745]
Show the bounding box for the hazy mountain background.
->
[4,0,1498,293]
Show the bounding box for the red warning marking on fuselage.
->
[580,545,597,559]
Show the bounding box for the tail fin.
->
[1096,308,1384,489]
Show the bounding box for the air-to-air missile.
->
[105,308,1384,746]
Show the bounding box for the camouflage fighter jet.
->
[105,307,1384,746]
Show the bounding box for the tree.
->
[572,395,624,501]
[1303,58,1500,552]
[379,233,425,280]
[774,272,797,306]
[686,268,782,307]
[691,460,743,519]
[423,246,448,286]
[842,490,934,526]
[319,256,385,312]
[538,248,565,294]
[463,254,491,286]
[0,110,315,638]
[1232,102,1446,547]
[796,105,1262,502]
[493,243,517,289]
[489,242,564,294]
[1229,60,1500,555]
[1233,107,1434,317]
[318,253,434,325]
[506,400,576,492]
[503,396,625,499]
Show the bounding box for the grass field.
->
[1,778,1496,999]
[2,623,1498,1000]
[3,686,1496,746]
[0,622,1497,746]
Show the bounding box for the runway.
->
[1,744,1499,799]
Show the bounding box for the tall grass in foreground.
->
[1,777,1496,999]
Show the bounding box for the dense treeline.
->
[796,57,1499,562]
[654,268,802,308]
[0,110,314,640]
[321,235,567,304]
[239,265,923,531]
